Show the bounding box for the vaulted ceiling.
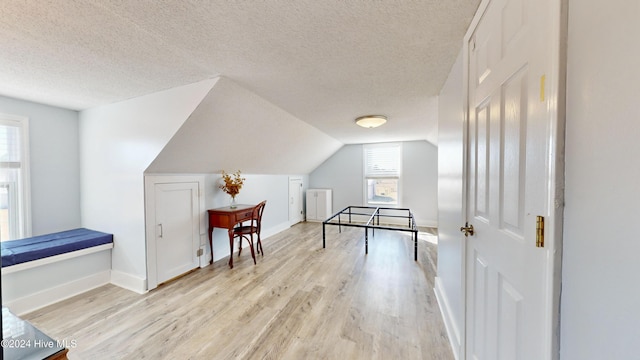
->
[145,77,344,175]
[0,0,480,145]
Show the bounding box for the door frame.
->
[460,0,567,358]
[144,174,206,291]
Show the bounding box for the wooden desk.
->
[208,204,255,268]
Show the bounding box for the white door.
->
[464,0,562,358]
[289,178,304,225]
[155,182,200,284]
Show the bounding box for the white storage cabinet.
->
[306,189,332,221]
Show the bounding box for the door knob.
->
[460,222,475,237]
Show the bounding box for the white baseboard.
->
[6,270,111,316]
[261,221,291,239]
[207,221,292,264]
[435,277,462,360]
[415,218,438,228]
[110,270,148,294]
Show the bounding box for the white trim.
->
[0,112,32,239]
[207,221,291,264]
[5,270,111,316]
[1,243,113,275]
[414,218,438,228]
[110,269,148,294]
[544,2,567,360]
[261,221,291,240]
[435,277,462,360]
[458,0,482,355]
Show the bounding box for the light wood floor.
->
[23,222,452,360]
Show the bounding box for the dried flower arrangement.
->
[219,170,245,200]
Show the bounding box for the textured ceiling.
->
[0,0,480,145]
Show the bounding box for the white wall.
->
[561,1,640,358]
[402,141,438,227]
[434,49,465,358]
[2,248,112,315]
[79,79,216,290]
[309,140,438,226]
[308,144,360,212]
[146,77,342,175]
[0,96,81,235]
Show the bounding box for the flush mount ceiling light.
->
[355,115,387,128]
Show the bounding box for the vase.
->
[230,196,237,208]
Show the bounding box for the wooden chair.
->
[234,200,266,264]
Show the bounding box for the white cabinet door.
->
[155,182,200,285]
[306,190,317,220]
[316,191,327,220]
[306,189,332,221]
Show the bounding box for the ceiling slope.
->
[146,77,342,175]
[0,0,480,145]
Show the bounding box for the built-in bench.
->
[1,228,114,315]
[1,228,113,268]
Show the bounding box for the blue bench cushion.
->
[1,228,113,267]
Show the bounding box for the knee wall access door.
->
[145,176,204,290]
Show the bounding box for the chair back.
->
[252,201,267,232]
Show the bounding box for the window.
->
[0,114,30,241]
[364,143,401,206]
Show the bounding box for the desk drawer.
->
[237,210,253,221]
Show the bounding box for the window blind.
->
[364,143,401,177]
[0,123,21,164]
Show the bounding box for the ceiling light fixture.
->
[355,115,387,128]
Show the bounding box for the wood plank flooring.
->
[23,222,452,360]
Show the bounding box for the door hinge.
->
[197,248,204,257]
[536,216,545,248]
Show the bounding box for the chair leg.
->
[237,237,243,257]
[257,233,263,256]
[249,233,256,265]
